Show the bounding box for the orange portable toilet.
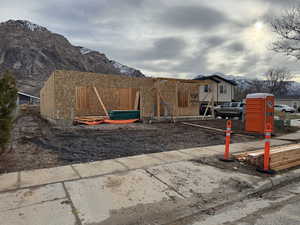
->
[245,93,274,134]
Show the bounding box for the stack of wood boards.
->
[74,116,106,121]
[73,116,107,125]
[234,144,300,171]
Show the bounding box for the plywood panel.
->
[119,88,130,110]
[40,74,55,119]
[75,87,138,116]
[178,90,189,108]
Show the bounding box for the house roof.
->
[18,91,40,99]
[194,75,237,86]
[154,77,212,84]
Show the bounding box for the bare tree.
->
[270,6,300,59]
[250,79,267,93]
[234,79,266,101]
[264,67,294,96]
[234,68,293,100]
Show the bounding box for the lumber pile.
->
[73,116,106,125]
[74,116,107,121]
[234,144,300,171]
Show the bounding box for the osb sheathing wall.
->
[156,81,206,117]
[75,87,139,116]
[52,70,155,121]
[40,70,211,123]
[177,82,202,116]
[40,74,56,120]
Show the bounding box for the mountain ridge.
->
[0,20,145,96]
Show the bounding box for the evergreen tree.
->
[0,71,17,155]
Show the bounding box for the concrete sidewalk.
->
[0,138,298,225]
[275,129,300,141]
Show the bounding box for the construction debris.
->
[182,122,224,132]
[73,116,106,125]
[181,122,249,137]
[73,115,139,125]
[234,144,300,171]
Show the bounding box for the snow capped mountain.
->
[78,47,94,55]
[0,19,145,95]
[2,20,47,32]
[289,82,300,95]
[110,60,145,77]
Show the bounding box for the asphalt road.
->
[174,180,300,225]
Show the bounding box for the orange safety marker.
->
[257,123,276,174]
[219,120,234,162]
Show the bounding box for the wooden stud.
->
[134,91,140,110]
[202,98,211,120]
[156,81,160,119]
[175,81,178,117]
[93,86,109,117]
[211,84,215,118]
[128,88,132,109]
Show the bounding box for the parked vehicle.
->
[274,104,295,113]
[199,103,218,115]
[214,102,245,120]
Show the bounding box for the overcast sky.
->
[1,0,300,80]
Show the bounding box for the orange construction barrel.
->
[245,93,274,134]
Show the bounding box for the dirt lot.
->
[0,107,263,173]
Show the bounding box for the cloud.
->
[158,5,229,30]
[205,36,226,47]
[136,37,187,61]
[227,42,246,53]
[1,0,300,80]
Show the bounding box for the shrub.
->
[0,71,17,155]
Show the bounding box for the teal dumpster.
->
[109,110,140,120]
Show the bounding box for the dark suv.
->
[214,102,245,120]
[199,103,218,115]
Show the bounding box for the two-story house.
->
[195,75,237,104]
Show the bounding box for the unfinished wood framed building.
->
[40,70,213,124]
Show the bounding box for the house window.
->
[220,85,227,94]
[204,85,211,93]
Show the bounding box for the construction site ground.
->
[0,135,297,225]
[0,108,297,174]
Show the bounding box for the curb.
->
[162,166,300,225]
[269,167,300,187]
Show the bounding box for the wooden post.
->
[202,98,211,120]
[156,81,160,119]
[139,91,144,120]
[93,86,109,117]
[202,83,212,120]
[175,81,178,119]
[211,82,215,118]
[134,91,140,110]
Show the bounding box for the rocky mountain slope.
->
[0,20,145,96]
